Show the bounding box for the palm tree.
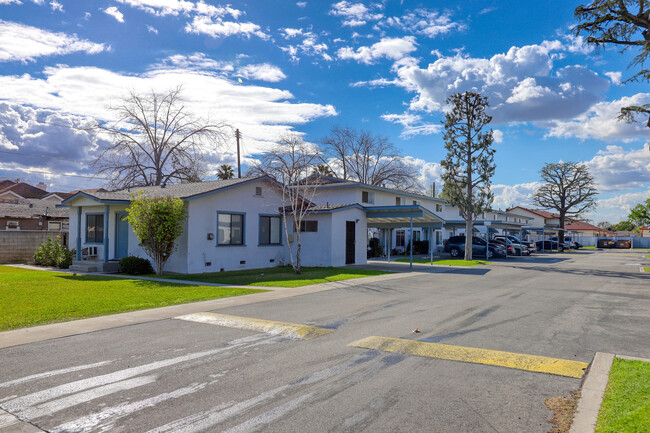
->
[312,164,335,177]
[216,164,235,180]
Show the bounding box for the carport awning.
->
[365,205,444,229]
[444,220,529,231]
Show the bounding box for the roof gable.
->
[62,176,273,205]
[0,182,48,199]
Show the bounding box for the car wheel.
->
[487,250,493,259]
[450,248,460,258]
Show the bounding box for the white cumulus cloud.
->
[330,1,383,27]
[337,36,417,64]
[104,6,125,23]
[0,20,107,63]
[237,63,286,82]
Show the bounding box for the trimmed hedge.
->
[119,256,154,275]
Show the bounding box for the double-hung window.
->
[86,214,104,243]
[260,215,281,245]
[218,213,244,245]
[396,230,405,247]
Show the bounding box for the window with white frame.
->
[362,191,374,204]
[413,231,421,241]
[218,213,244,245]
[259,215,281,245]
[396,197,401,206]
[48,221,62,231]
[6,221,19,230]
[436,204,443,212]
[413,200,421,205]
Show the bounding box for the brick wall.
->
[0,231,69,264]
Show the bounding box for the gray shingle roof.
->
[65,176,268,203]
[0,199,69,219]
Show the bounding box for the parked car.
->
[444,236,506,259]
[505,235,537,253]
[550,237,578,249]
[492,236,531,255]
[535,240,567,251]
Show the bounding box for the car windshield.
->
[507,236,521,243]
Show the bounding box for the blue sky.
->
[1,0,649,223]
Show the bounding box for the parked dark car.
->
[549,237,580,249]
[492,236,531,255]
[505,235,537,252]
[444,236,506,259]
[535,240,566,251]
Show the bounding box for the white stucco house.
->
[60,175,535,274]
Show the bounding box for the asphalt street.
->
[1,249,649,432]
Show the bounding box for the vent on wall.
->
[240,260,246,265]
[269,259,275,263]
[205,262,212,267]
[255,187,262,196]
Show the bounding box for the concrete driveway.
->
[1,250,649,432]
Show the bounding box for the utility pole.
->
[235,129,241,178]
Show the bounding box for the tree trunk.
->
[558,211,566,246]
[464,218,473,261]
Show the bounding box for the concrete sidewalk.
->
[0,271,419,350]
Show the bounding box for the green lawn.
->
[394,258,489,266]
[583,246,596,249]
[154,266,392,288]
[0,266,264,331]
[596,358,650,433]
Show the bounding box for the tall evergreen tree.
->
[440,91,496,260]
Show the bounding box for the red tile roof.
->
[0,182,48,199]
[508,206,560,219]
[564,221,616,234]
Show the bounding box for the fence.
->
[577,236,650,248]
[0,231,68,264]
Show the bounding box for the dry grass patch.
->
[545,391,581,433]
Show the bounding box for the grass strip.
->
[152,266,392,288]
[394,258,489,266]
[596,358,650,433]
[0,266,264,331]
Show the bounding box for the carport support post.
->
[387,229,391,262]
[76,206,82,261]
[409,216,413,269]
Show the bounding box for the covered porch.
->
[365,205,445,268]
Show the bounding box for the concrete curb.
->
[570,352,614,433]
[0,271,421,350]
[570,352,650,433]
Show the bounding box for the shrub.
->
[406,240,430,255]
[368,237,383,258]
[33,236,74,269]
[119,256,154,275]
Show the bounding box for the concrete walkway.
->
[0,270,419,350]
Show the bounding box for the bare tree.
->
[533,162,598,244]
[574,1,650,125]
[312,164,336,177]
[95,86,228,189]
[253,134,322,274]
[440,91,496,261]
[320,125,355,180]
[320,126,419,190]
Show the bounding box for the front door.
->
[345,221,356,264]
[115,212,129,259]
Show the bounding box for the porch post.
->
[76,206,82,261]
[104,205,109,263]
[409,216,413,269]
[429,226,433,265]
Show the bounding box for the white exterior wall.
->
[330,207,367,266]
[292,213,332,267]
[183,180,289,274]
